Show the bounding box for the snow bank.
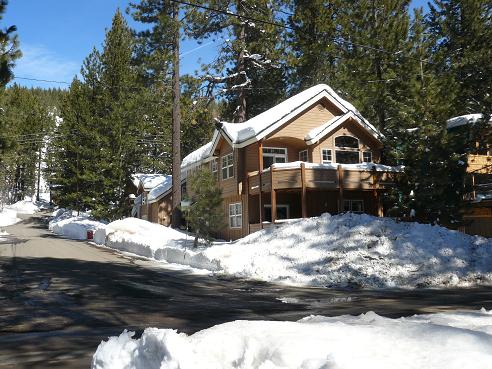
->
[49,208,106,240]
[101,213,492,289]
[92,309,492,369]
[6,198,40,215]
[0,208,21,227]
[96,218,220,270]
[0,230,9,242]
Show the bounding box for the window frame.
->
[298,149,308,162]
[334,135,360,164]
[264,204,290,222]
[221,153,234,180]
[343,199,364,213]
[363,151,373,163]
[262,147,288,169]
[321,148,332,164]
[229,202,243,229]
[211,158,218,174]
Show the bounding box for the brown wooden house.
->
[447,114,492,237]
[137,84,402,240]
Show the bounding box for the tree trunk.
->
[171,2,182,228]
[234,0,247,123]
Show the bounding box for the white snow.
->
[147,175,172,203]
[0,230,9,242]
[0,197,43,227]
[92,309,492,369]
[49,208,106,240]
[181,141,214,169]
[446,113,492,130]
[133,174,169,191]
[97,213,492,289]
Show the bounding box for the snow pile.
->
[92,309,492,369]
[95,218,219,270]
[0,230,9,242]
[49,208,106,240]
[101,213,492,289]
[0,208,21,227]
[5,198,41,215]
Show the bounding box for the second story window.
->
[263,147,287,169]
[222,153,234,180]
[211,158,218,176]
[335,135,360,164]
[321,149,332,164]
[363,151,373,163]
[299,150,308,162]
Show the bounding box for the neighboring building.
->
[131,174,170,220]
[135,84,402,240]
[447,114,492,237]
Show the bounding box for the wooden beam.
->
[245,174,250,236]
[372,166,378,216]
[271,167,276,223]
[258,141,263,228]
[301,162,307,218]
[338,165,344,212]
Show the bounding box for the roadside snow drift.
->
[0,208,21,227]
[0,197,43,227]
[92,309,492,369]
[49,208,106,240]
[99,213,492,289]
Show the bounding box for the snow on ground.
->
[0,230,9,242]
[49,208,106,240]
[97,213,492,289]
[0,197,45,227]
[92,309,492,369]
[0,208,21,227]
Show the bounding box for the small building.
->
[131,174,170,220]
[447,114,492,237]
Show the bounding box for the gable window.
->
[222,153,234,180]
[262,147,287,169]
[211,158,218,176]
[335,135,360,164]
[343,200,364,213]
[229,203,242,228]
[299,150,308,162]
[321,149,332,164]
[363,151,373,163]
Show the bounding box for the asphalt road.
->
[1,213,492,368]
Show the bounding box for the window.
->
[335,136,359,149]
[262,147,287,169]
[211,158,218,176]
[363,151,373,163]
[335,135,360,164]
[264,204,289,222]
[343,200,364,213]
[229,203,242,228]
[321,149,332,163]
[299,150,308,162]
[222,153,234,180]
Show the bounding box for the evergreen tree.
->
[186,168,224,246]
[0,0,20,87]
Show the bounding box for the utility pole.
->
[171,1,182,228]
[36,146,42,201]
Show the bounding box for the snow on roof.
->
[147,175,172,204]
[446,114,492,130]
[181,141,213,169]
[305,111,382,145]
[216,84,380,148]
[137,174,169,191]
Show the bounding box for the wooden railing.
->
[246,164,397,195]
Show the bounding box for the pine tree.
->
[0,0,21,87]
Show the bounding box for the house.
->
[447,114,492,237]
[138,84,402,240]
[132,174,170,220]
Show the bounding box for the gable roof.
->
[305,111,382,145]
[182,84,381,168]
[214,84,380,149]
[446,114,492,130]
[147,175,172,204]
[134,174,169,191]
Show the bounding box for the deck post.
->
[372,166,379,216]
[258,141,263,228]
[245,174,250,234]
[337,165,344,212]
[301,162,307,218]
[271,167,276,223]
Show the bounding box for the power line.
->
[13,76,71,85]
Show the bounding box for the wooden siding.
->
[467,154,492,173]
[312,119,382,164]
[216,138,239,197]
[216,194,247,241]
[269,101,340,140]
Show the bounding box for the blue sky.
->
[5,0,429,89]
